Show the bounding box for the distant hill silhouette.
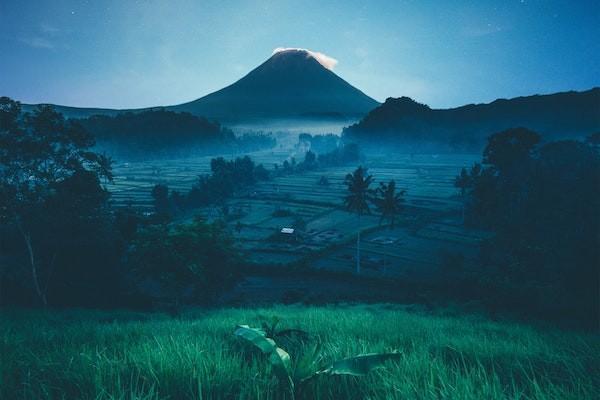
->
[76,110,273,159]
[343,88,600,150]
[21,49,379,122]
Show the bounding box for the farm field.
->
[104,150,485,280]
[225,153,485,273]
[105,148,293,210]
[1,305,597,400]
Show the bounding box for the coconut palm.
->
[343,166,375,274]
[94,153,114,184]
[374,180,405,228]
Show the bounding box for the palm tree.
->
[95,153,114,184]
[374,180,405,228]
[344,166,375,274]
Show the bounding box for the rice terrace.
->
[106,150,484,281]
[1,1,599,399]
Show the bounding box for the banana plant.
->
[234,325,295,391]
[258,315,309,340]
[234,325,401,398]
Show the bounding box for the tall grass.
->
[1,304,598,399]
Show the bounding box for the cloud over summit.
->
[272,47,338,70]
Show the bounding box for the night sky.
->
[1,0,598,109]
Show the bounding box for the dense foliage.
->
[274,142,362,177]
[78,109,275,159]
[185,155,269,209]
[454,128,600,325]
[0,97,119,307]
[127,217,241,307]
[0,98,243,308]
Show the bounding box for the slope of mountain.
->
[343,88,600,149]
[20,49,380,122]
[169,49,379,121]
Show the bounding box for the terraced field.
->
[105,150,486,278]
[106,148,292,209]
[225,153,484,272]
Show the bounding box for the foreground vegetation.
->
[1,305,598,399]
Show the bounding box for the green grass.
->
[1,304,598,399]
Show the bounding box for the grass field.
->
[1,305,598,399]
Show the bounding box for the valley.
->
[105,146,489,303]
[2,3,599,396]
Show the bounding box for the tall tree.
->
[374,180,405,228]
[343,166,375,274]
[0,98,112,307]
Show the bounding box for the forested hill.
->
[342,88,600,150]
[77,109,274,159]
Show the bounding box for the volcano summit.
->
[169,49,380,121]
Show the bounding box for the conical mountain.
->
[169,49,380,121]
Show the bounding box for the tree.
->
[343,166,375,274]
[0,99,112,307]
[151,184,169,216]
[460,132,600,326]
[374,180,405,228]
[254,164,270,181]
[303,150,317,169]
[128,217,240,308]
[483,127,540,174]
[454,168,471,197]
[454,163,481,222]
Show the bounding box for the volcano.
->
[168,49,379,121]
[22,49,379,123]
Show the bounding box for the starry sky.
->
[1,0,598,109]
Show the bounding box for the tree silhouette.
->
[343,166,375,274]
[483,127,540,174]
[128,217,240,310]
[454,163,481,222]
[151,184,170,216]
[454,168,471,197]
[0,99,112,307]
[374,180,405,228]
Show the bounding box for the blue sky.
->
[0,0,598,109]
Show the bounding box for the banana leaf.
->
[234,325,293,388]
[234,325,273,353]
[314,352,401,377]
